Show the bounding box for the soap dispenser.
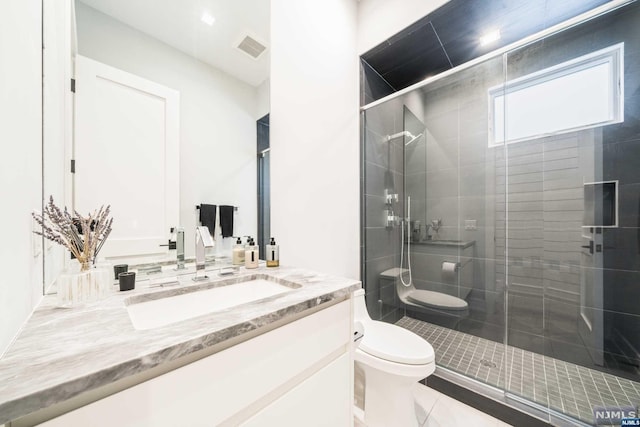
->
[232,237,245,265]
[245,238,259,269]
[266,237,279,267]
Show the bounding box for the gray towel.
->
[219,205,234,238]
[199,204,216,237]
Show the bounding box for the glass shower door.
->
[502,4,639,423]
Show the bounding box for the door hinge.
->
[71,78,76,93]
[70,159,76,174]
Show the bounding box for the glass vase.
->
[56,265,112,308]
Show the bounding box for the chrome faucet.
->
[193,226,215,281]
[175,227,185,270]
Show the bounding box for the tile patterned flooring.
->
[397,316,640,425]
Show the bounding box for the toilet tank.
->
[353,288,371,322]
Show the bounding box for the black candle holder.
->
[118,272,135,291]
[114,264,128,280]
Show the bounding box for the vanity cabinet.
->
[37,300,353,427]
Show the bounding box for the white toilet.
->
[353,288,435,427]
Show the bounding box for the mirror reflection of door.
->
[74,55,180,259]
[43,0,73,291]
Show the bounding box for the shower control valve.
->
[384,209,399,228]
[384,189,399,205]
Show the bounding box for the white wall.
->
[0,0,44,355]
[257,79,270,120]
[270,0,360,279]
[43,0,73,291]
[357,0,450,54]
[75,3,260,257]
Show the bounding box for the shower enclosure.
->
[361,2,640,425]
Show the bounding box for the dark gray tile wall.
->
[360,0,611,98]
[361,60,396,107]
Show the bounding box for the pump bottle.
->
[266,237,279,267]
[232,237,245,265]
[245,238,259,269]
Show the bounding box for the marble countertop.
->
[0,265,360,424]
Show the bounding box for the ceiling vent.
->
[236,34,267,60]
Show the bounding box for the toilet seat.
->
[355,346,436,379]
[358,320,434,365]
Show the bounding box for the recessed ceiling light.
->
[201,12,215,26]
[479,29,501,46]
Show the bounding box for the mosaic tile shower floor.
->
[397,316,640,425]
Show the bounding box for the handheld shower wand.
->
[400,196,413,287]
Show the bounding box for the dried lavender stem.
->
[32,197,113,271]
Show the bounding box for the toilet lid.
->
[407,289,468,311]
[359,321,434,365]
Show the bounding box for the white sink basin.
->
[127,278,295,330]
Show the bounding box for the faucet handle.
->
[159,239,177,250]
[196,226,215,248]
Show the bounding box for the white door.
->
[74,55,179,259]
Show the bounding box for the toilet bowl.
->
[353,288,435,427]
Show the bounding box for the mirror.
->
[43,0,270,292]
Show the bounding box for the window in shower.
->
[489,43,624,146]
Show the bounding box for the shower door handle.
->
[581,240,594,254]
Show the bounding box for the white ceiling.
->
[78,0,270,87]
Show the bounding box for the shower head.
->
[385,130,423,145]
[405,132,423,146]
[385,131,411,142]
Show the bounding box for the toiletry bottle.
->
[266,237,279,267]
[245,238,259,269]
[232,237,245,265]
